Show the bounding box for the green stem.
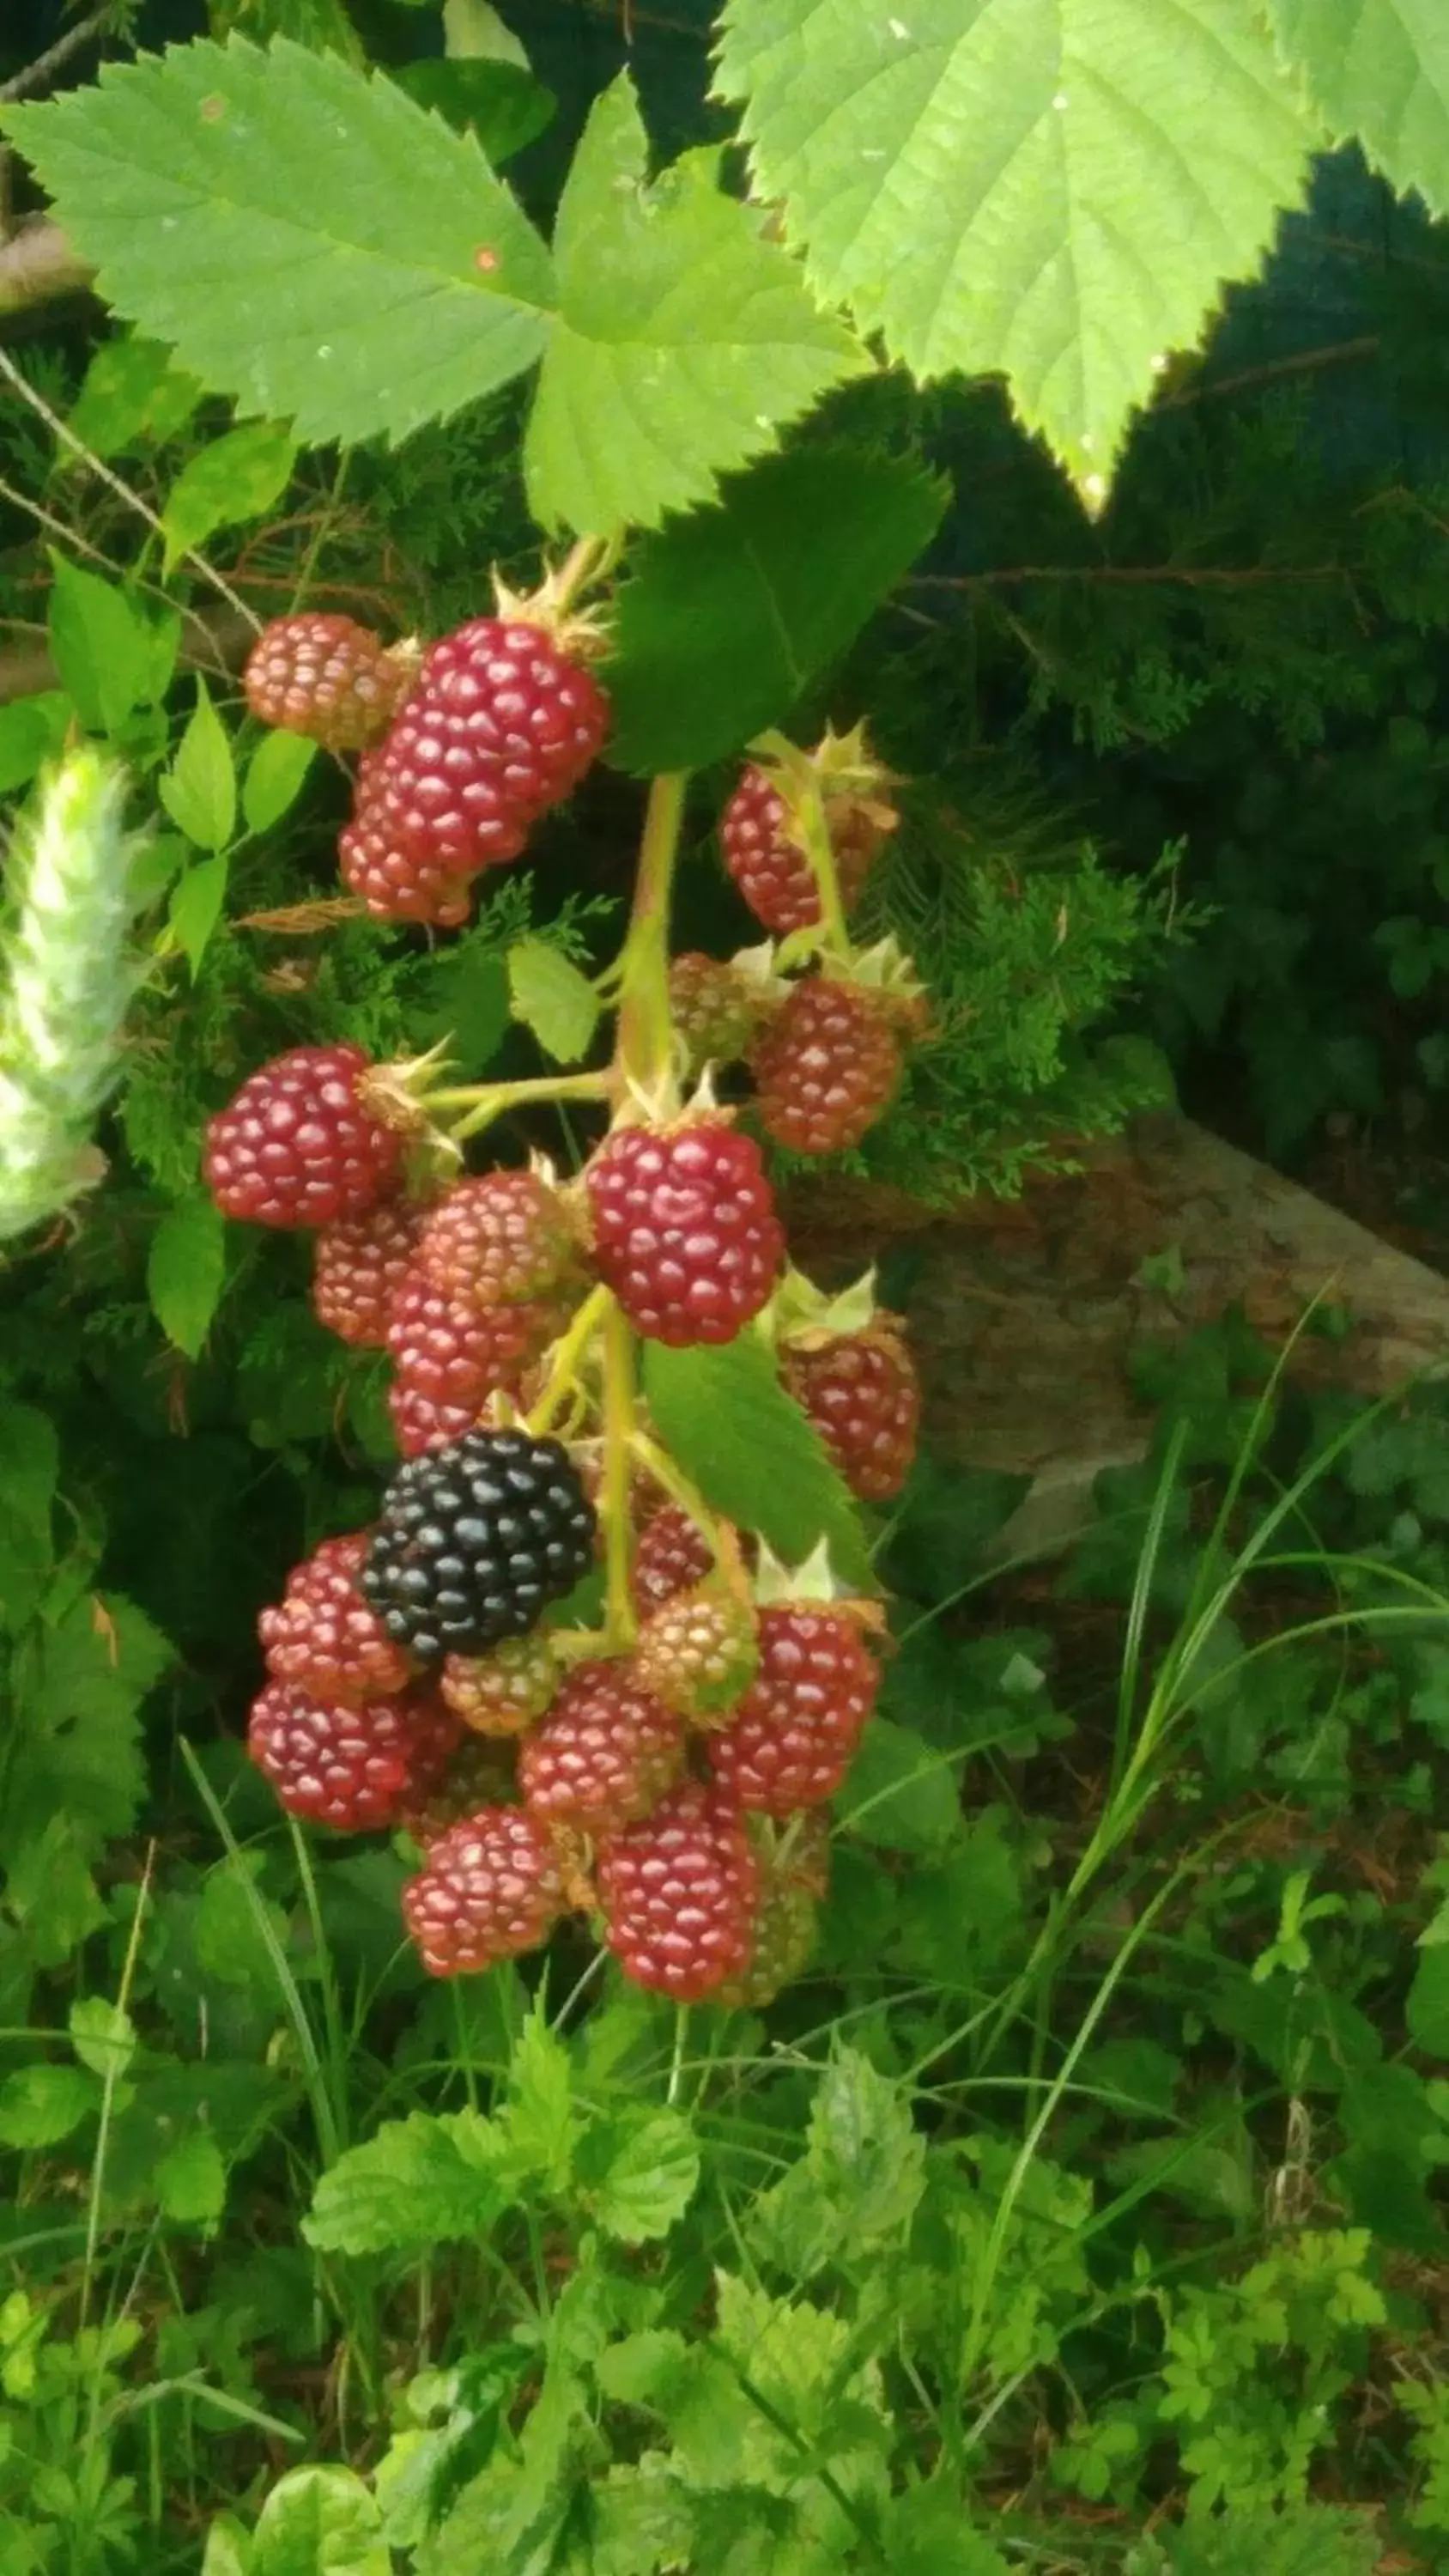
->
[601,1299,639,1649]
[752,730,851,958]
[615,772,688,1102]
[526,1283,612,1437]
[432,1070,615,1143]
[628,1429,724,1557]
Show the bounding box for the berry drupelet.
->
[403,1805,567,1975]
[585,1119,784,1346]
[597,1778,759,2001]
[707,1604,879,1815]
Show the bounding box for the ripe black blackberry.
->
[362,1428,597,1663]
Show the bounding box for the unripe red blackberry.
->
[631,1505,716,1613]
[403,1804,566,1975]
[385,1275,566,1457]
[707,1605,879,1814]
[518,1660,685,1836]
[585,1119,784,1346]
[258,1529,413,1704]
[597,1778,758,2001]
[244,613,415,752]
[750,978,903,1157]
[718,1868,819,2009]
[204,1043,404,1229]
[781,1324,921,1501]
[247,1679,459,1830]
[635,1587,758,1726]
[441,1631,561,1735]
[398,1733,518,1846]
[668,953,766,1068]
[338,615,609,922]
[414,1169,579,1309]
[721,763,883,935]
[312,1196,428,1348]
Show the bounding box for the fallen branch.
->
[0,217,94,318]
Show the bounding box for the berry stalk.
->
[615,770,688,1100]
[600,1296,638,1650]
[750,729,852,959]
[429,1068,616,1143]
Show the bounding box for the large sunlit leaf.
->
[524,74,867,532]
[716,0,1318,499]
[3,37,553,447]
[1270,0,1449,211]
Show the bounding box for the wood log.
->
[790,1112,1449,1556]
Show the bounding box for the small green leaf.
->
[1270,0,1449,213]
[3,39,554,449]
[155,2127,227,2226]
[605,445,947,774]
[0,1398,60,1535]
[1409,1945,1449,2058]
[169,853,231,977]
[161,419,297,574]
[304,2109,505,2257]
[69,1996,136,2081]
[67,332,204,458]
[524,74,866,533]
[506,937,600,1063]
[46,553,152,734]
[253,2465,388,2576]
[201,2512,254,2576]
[242,728,318,835]
[840,1717,962,1854]
[391,58,555,160]
[0,692,71,794]
[641,1331,870,1587]
[502,2008,577,2193]
[0,2063,99,2148]
[148,1194,227,1358]
[750,2046,925,2277]
[581,2107,700,2243]
[160,679,236,851]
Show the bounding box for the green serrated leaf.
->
[840,1716,962,1853]
[581,2107,700,2243]
[0,2063,99,2149]
[524,74,866,533]
[46,553,153,734]
[303,2109,505,2257]
[160,679,236,851]
[70,1995,137,2081]
[750,2046,925,2277]
[502,2008,577,2194]
[169,852,231,977]
[506,936,600,1063]
[155,2126,227,2225]
[0,692,71,794]
[391,58,555,160]
[0,1398,60,1536]
[148,1193,227,1358]
[5,1593,171,1868]
[242,727,318,835]
[202,2512,254,2576]
[605,444,946,774]
[716,0,1316,498]
[161,418,296,574]
[67,332,204,458]
[1270,0,1449,210]
[3,39,553,449]
[641,1331,871,1588]
[253,2465,389,2576]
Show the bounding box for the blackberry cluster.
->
[361,1428,597,1662]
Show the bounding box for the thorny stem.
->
[615,771,688,1102]
[601,1300,638,1649]
[752,729,851,959]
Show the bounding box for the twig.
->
[0,218,94,316]
[0,343,264,635]
[0,3,114,103]
[1158,333,1380,410]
